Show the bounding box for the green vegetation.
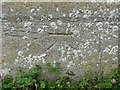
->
[0,63,120,89]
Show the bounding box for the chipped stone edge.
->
[1,0,120,3]
[0,0,2,89]
[0,1,2,72]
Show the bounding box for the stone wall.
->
[1,2,119,80]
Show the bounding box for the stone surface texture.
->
[1,2,119,80]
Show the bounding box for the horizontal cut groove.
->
[4,33,23,37]
[48,32,73,36]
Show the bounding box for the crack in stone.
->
[45,41,56,52]
[48,32,73,36]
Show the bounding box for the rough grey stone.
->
[1,2,119,80]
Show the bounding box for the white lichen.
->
[67,61,75,68]
[37,28,44,33]
[50,22,58,29]
[57,20,62,26]
[31,8,35,13]
[18,51,24,56]
[24,22,32,28]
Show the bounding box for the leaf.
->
[28,65,41,78]
[40,81,46,88]
[5,74,11,79]
[95,82,112,88]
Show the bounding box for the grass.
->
[0,62,120,89]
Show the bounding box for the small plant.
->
[2,74,14,89]
[28,65,41,79]
[13,76,36,89]
[46,62,60,75]
[39,81,46,88]
[1,63,119,89]
[55,75,71,88]
[1,65,41,89]
[95,81,112,88]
